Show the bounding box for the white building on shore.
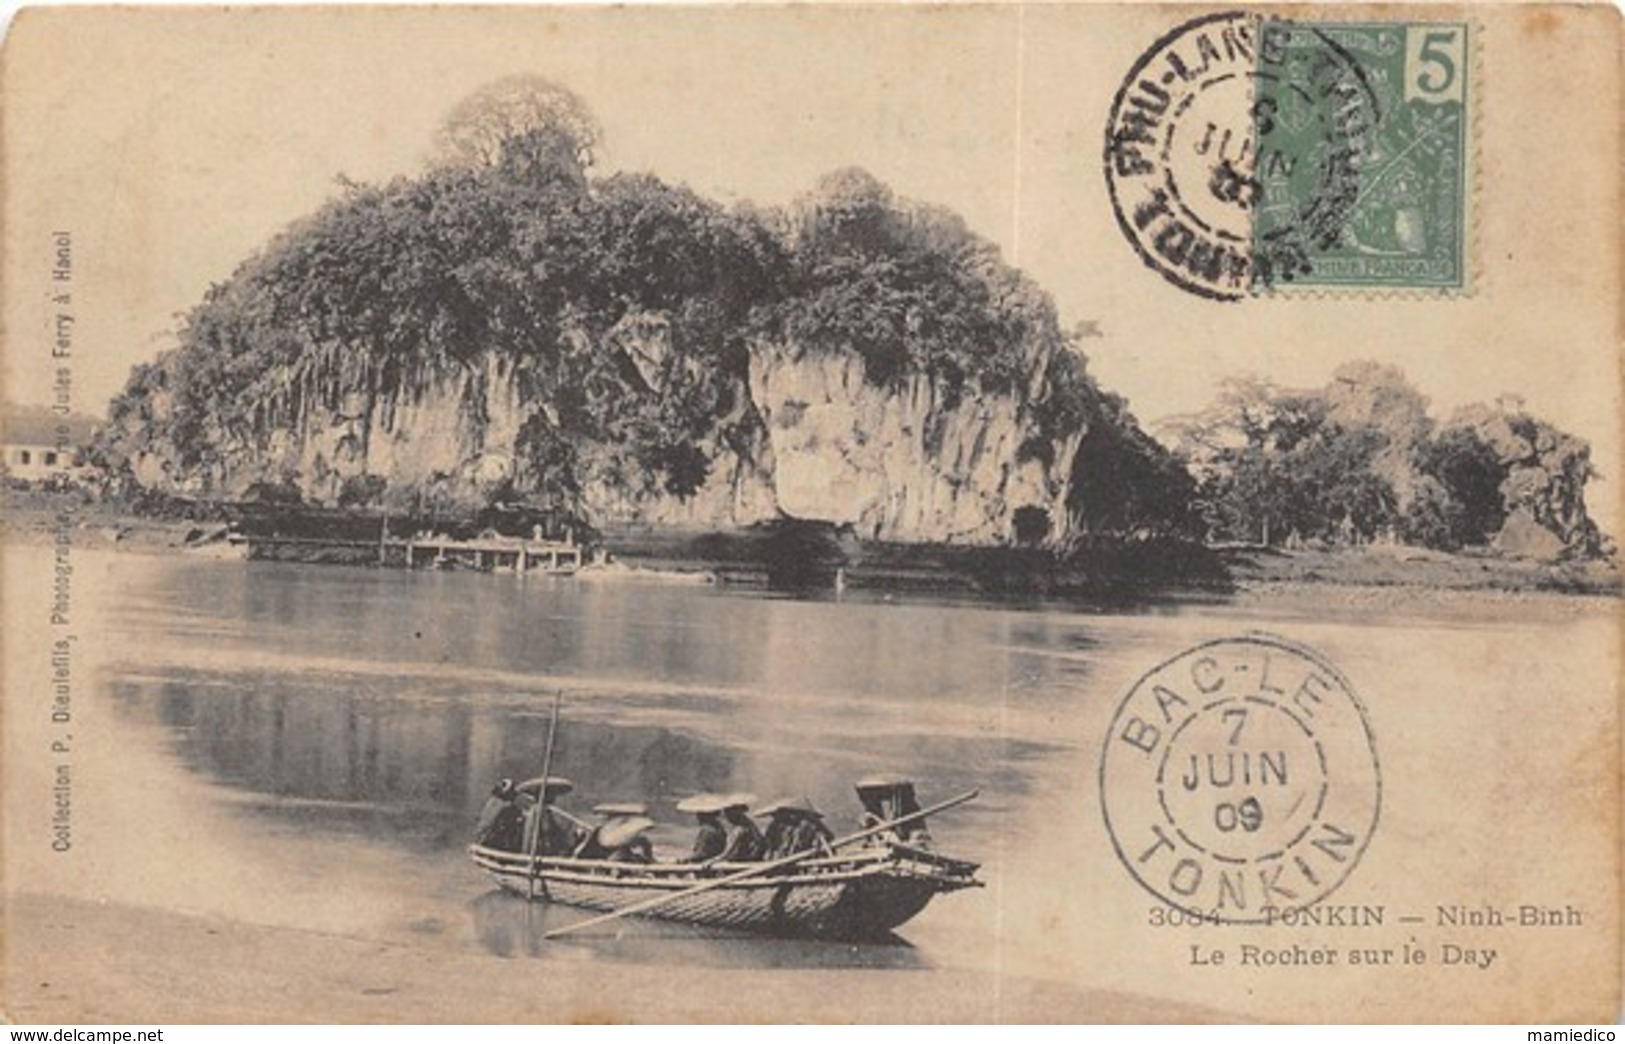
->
[1,406,100,484]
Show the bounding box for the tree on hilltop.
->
[433,76,602,184]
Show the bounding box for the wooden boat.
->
[467,841,981,940]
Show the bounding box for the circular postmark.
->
[1103,12,1382,299]
[1099,635,1380,923]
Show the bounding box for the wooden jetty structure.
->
[227,527,584,574]
[397,532,583,573]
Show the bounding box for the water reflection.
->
[114,674,746,854]
[108,663,988,967]
[36,544,1612,1010]
[95,555,1124,972]
[468,891,926,968]
[112,558,1115,719]
[110,664,1044,859]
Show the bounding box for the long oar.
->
[525,692,564,900]
[543,788,978,940]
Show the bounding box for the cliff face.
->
[1461,407,1602,558]
[749,342,1077,543]
[121,332,1082,545]
[103,159,1148,546]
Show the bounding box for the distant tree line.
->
[1162,362,1603,556]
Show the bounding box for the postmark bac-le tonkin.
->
[1100,635,1380,923]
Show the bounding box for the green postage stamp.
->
[1106,13,1472,299]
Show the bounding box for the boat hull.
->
[470,844,979,940]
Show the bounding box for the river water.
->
[5,545,1616,1019]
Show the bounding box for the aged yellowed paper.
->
[1,3,1619,1023]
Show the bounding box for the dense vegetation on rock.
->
[100,77,1190,544]
[100,77,1600,561]
[1164,362,1604,557]
[111,144,783,505]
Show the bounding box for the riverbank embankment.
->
[4,488,1618,601]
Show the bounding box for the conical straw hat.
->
[675,792,728,814]
[595,815,656,849]
[592,801,649,816]
[517,776,574,798]
[755,796,823,819]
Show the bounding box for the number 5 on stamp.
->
[1407,26,1467,105]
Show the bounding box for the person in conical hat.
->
[473,777,533,852]
[677,793,729,863]
[574,802,656,863]
[854,774,932,848]
[758,796,834,860]
[717,793,766,862]
[575,811,656,863]
[599,815,656,864]
[514,776,583,857]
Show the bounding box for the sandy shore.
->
[3,893,1235,1024]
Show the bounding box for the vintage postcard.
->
[1,3,1619,1025]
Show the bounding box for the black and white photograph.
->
[1,4,1619,1025]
